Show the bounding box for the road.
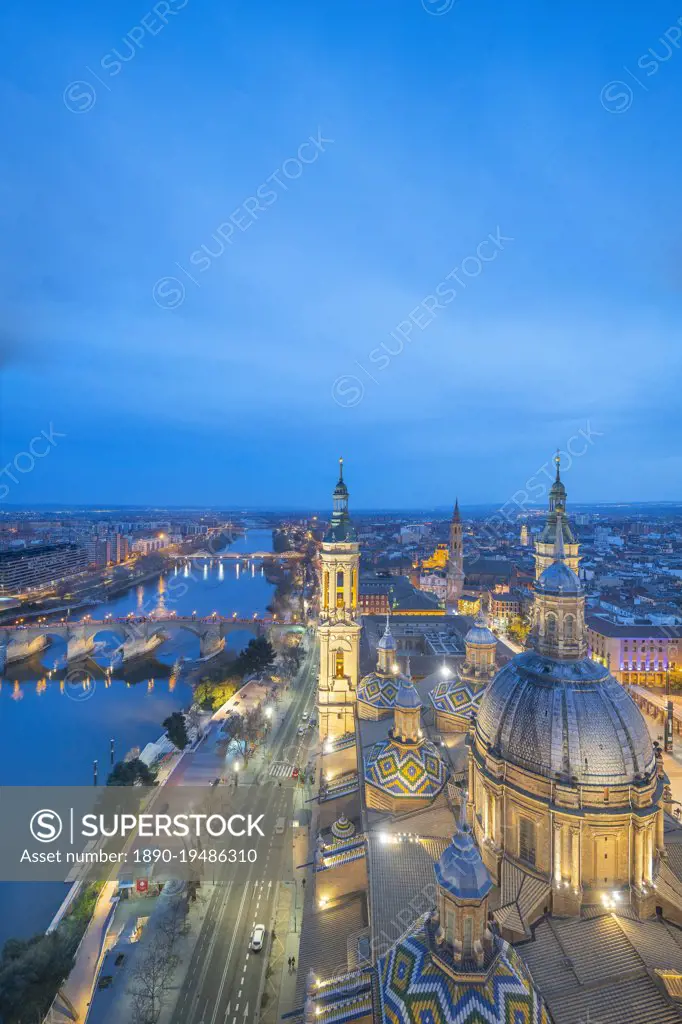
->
[168,635,319,1024]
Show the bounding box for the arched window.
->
[336,569,344,608]
[565,614,575,640]
[335,650,344,678]
[546,613,557,638]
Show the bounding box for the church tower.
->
[317,459,361,742]
[534,452,580,578]
[446,499,465,612]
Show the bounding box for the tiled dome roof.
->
[476,650,655,786]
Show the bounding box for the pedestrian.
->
[288,956,292,972]
[292,955,296,970]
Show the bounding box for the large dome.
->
[475,650,655,786]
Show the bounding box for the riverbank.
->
[0,529,277,951]
[0,530,238,627]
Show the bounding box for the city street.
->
[167,636,319,1024]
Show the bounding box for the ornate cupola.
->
[325,457,356,544]
[376,613,396,673]
[392,663,421,743]
[357,613,405,720]
[462,608,497,680]
[533,511,586,660]
[364,659,447,811]
[431,812,494,972]
[535,451,580,578]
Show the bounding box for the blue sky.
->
[1,0,681,507]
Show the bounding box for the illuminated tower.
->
[446,498,465,612]
[317,459,361,741]
[520,523,529,547]
[534,452,580,578]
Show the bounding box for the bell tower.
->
[446,498,465,613]
[317,459,361,741]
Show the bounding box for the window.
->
[335,650,344,678]
[519,818,536,867]
[546,613,557,638]
[565,615,575,640]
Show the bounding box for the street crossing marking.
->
[269,761,297,778]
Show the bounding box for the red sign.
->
[136,878,149,894]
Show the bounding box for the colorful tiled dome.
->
[357,671,403,710]
[378,924,551,1024]
[364,737,447,799]
[331,813,356,840]
[429,679,483,722]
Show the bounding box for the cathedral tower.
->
[534,452,580,578]
[446,498,465,612]
[317,459,361,741]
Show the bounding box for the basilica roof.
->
[357,671,403,709]
[364,737,447,799]
[475,650,656,786]
[429,678,483,721]
[378,923,551,1024]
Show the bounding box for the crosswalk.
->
[269,761,297,779]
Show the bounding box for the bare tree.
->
[128,896,187,1024]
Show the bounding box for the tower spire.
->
[453,497,460,522]
[338,456,344,482]
[554,449,561,483]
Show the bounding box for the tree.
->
[107,758,155,787]
[508,614,531,646]
[128,895,187,1024]
[163,711,189,751]
[233,637,275,677]
[0,932,76,1024]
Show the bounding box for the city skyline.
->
[1,0,681,505]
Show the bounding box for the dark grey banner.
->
[0,785,296,884]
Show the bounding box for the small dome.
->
[434,827,492,902]
[476,650,656,787]
[364,737,447,799]
[537,560,582,595]
[379,924,551,1023]
[430,678,483,721]
[377,618,396,651]
[396,677,421,710]
[331,814,355,840]
[465,614,497,647]
[357,671,403,709]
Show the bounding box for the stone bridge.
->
[0,615,282,670]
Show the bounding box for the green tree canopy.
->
[163,711,189,750]
[106,757,155,786]
[0,931,76,1024]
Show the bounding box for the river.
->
[0,528,276,948]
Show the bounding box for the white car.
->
[302,711,309,720]
[250,924,265,952]
[298,724,307,735]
